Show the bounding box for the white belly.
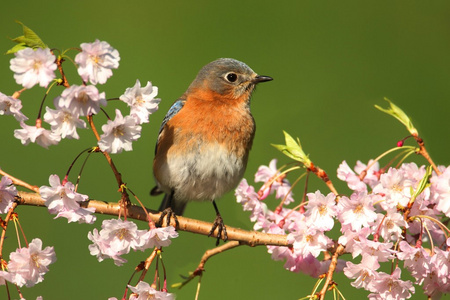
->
[160,142,246,202]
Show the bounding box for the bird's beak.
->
[252,75,273,84]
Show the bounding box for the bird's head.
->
[186,58,272,102]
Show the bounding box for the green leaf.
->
[272,131,311,165]
[408,165,432,206]
[375,97,418,136]
[5,43,28,55]
[6,21,47,54]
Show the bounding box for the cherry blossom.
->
[75,39,120,85]
[136,226,179,250]
[0,92,27,121]
[43,105,86,139]
[39,174,96,224]
[129,281,175,300]
[55,84,106,117]
[120,79,160,124]
[255,159,294,203]
[88,219,146,266]
[14,122,61,148]
[7,238,56,287]
[98,109,142,154]
[9,47,56,89]
[0,176,17,213]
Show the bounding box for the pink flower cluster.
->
[39,174,96,224]
[4,41,160,154]
[0,238,56,288]
[236,159,450,299]
[88,219,178,266]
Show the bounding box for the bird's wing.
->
[155,99,186,154]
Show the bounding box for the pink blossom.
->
[337,192,378,231]
[43,105,86,139]
[304,191,337,231]
[7,238,56,287]
[373,167,412,209]
[353,159,381,189]
[129,281,175,300]
[0,270,12,285]
[0,176,17,213]
[367,268,414,300]
[430,166,450,217]
[98,109,142,154]
[39,174,96,224]
[10,47,56,89]
[14,122,61,148]
[120,79,160,124]
[352,238,395,262]
[338,227,373,255]
[88,219,146,266]
[75,39,120,85]
[344,256,380,290]
[0,92,28,122]
[373,211,407,242]
[337,160,368,192]
[56,84,106,117]
[255,159,294,204]
[235,179,267,222]
[136,226,179,250]
[287,220,331,258]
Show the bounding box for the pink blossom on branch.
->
[0,175,17,213]
[119,79,161,124]
[98,109,142,154]
[75,39,120,85]
[9,47,56,89]
[55,84,107,117]
[7,238,56,287]
[0,92,28,122]
[128,281,175,300]
[39,174,96,224]
[43,105,86,139]
[88,219,145,266]
[255,159,294,204]
[14,122,61,148]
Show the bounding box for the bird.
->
[151,58,272,245]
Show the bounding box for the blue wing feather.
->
[155,99,185,154]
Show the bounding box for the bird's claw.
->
[208,214,228,246]
[158,207,179,228]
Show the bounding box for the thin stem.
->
[138,248,159,282]
[0,202,18,259]
[87,115,130,207]
[37,80,59,120]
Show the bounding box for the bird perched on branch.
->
[151,58,272,245]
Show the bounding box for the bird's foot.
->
[158,207,179,228]
[208,213,228,246]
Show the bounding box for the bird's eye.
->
[225,72,238,83]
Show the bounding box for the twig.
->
[414,136,440,176]
[318,244,345,300]
[0,169,39,193]
[0,202,19,259]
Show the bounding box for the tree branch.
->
[16,191,291,248]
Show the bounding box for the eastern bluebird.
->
[151,58,272,245]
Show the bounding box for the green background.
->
[1,1,450,299]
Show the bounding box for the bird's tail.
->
[158,191,187,216]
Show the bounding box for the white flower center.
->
[113,125,125,137]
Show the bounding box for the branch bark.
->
[17,191,291,248]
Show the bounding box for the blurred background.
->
[1,1,450,299]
